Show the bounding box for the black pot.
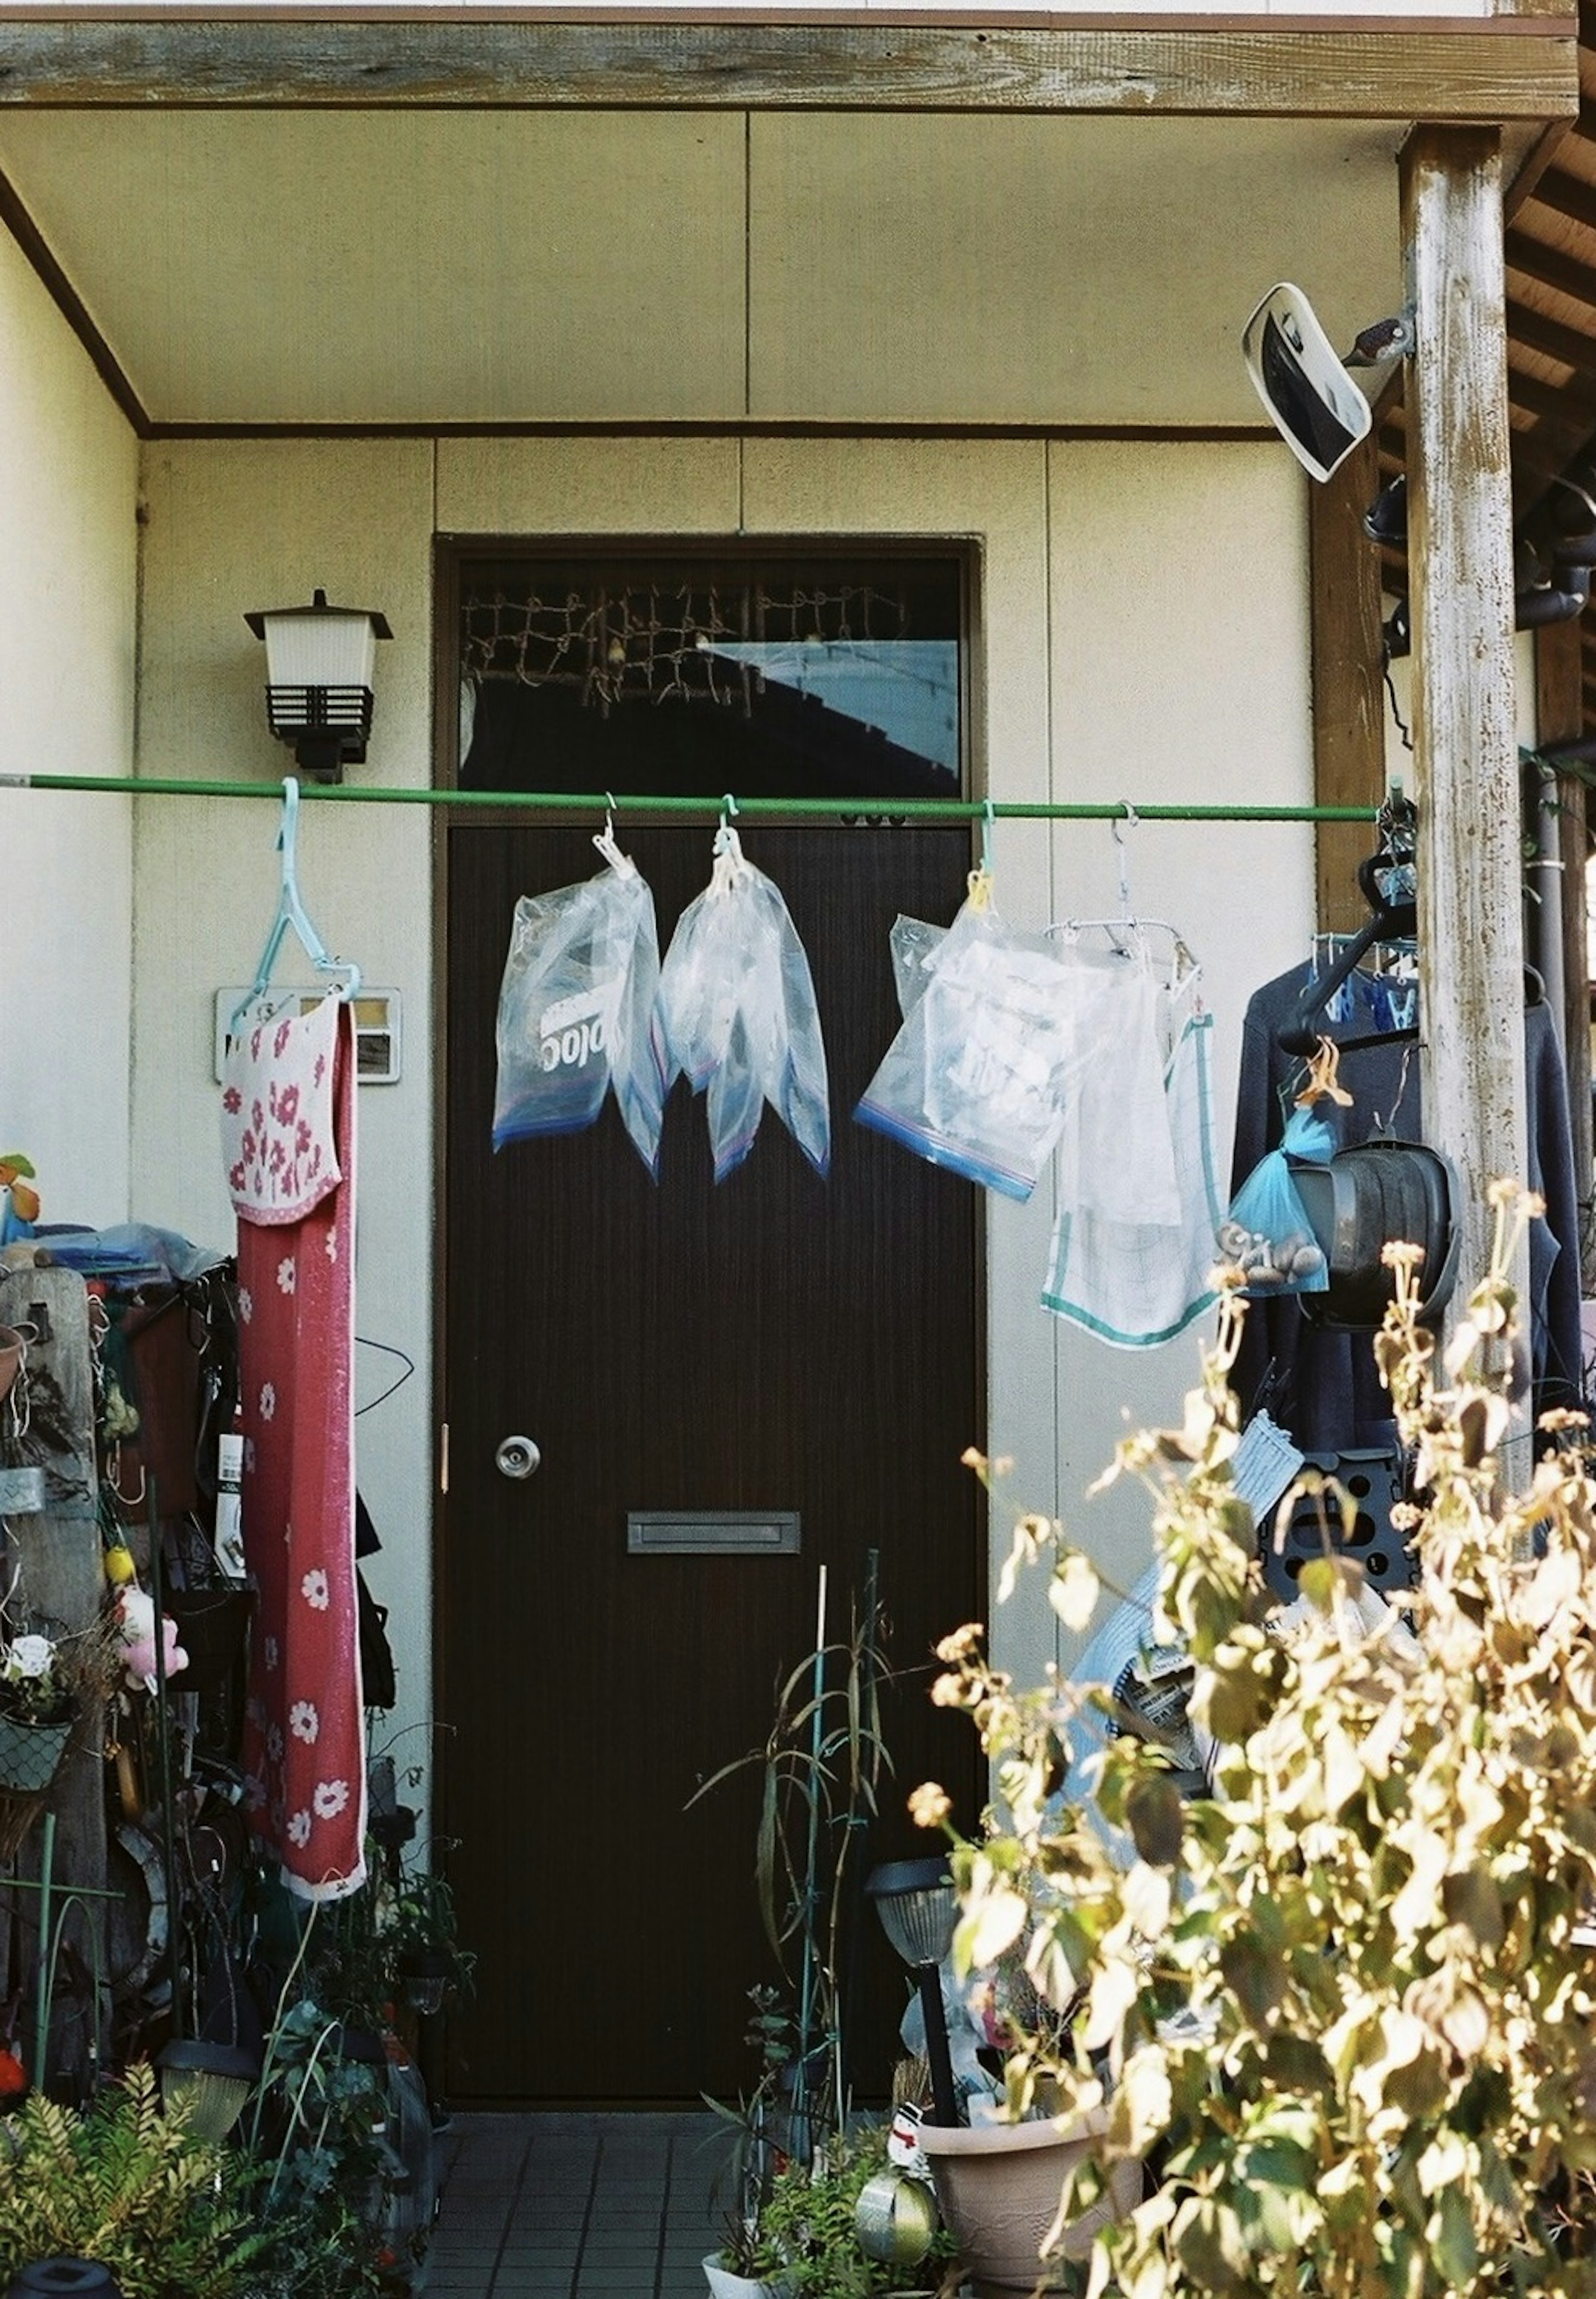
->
[9,2265,124,2297]
[1294,1139,1460,1332]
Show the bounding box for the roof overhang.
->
[0,11,1578,120]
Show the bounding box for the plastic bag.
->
[857,896,1111,1201]
[1219,1041,1352,1293]
[655,830,830,1181]
[492,852,664,1173]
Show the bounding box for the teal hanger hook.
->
[230,776,361,1037]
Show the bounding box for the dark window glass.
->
[457,554,964,800]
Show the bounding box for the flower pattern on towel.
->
[232,995,365,1902]
[221,995,342,1225]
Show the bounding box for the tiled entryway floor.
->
[429,2112,728,2299]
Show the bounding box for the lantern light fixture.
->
[245,589,392,785]
[155,2038,260,2143]
[865,1856,961,2128]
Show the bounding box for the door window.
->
[456,551,965,801]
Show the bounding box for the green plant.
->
[691,1572,893,2154]
[0,2060,272,2297]
[754,2121,954,2296]
[381,1859,476,1995]
[236,1906,391,2299]
[923,1180,1596,2299]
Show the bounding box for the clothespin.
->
[966,798,996,911]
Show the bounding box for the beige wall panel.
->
[0,215,137,1227]
[437,434,741,536]
[748,115,1401,426]
[134,437,437,1788]
[1045,437,1315,1657]
[0,113,746,425]
[742,436,1061,1694]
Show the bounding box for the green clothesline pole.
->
[0,771,1379,824]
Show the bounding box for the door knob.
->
[495,1434,541,1481]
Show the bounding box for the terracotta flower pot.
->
[918,2111,1141,2297]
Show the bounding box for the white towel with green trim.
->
[1042,987,1222,1350]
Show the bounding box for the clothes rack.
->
[0,771,1377,824]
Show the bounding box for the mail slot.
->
[627,1510,801,1557]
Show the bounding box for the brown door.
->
[440,559,983,2106]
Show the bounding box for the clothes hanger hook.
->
[605,790,617,842]
[1112,800,1137,919]
[279,775,300,875]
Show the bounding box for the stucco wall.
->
[131,431,1315,1812]
[0,218,138,1226]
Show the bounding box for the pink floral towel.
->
[224,995,366,1900]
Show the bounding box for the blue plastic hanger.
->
[229,778,361,1037]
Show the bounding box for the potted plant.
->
[0,1614,116,1861]
[739,2122,954,2297]
[379,1865,475,2017]
[921,1181,1596,2299]
[0,2062,272,2298]
[690,1573,893,2162]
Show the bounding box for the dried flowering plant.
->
[918,1180,1596,2299]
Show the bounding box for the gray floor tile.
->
[431,2112,722,2299]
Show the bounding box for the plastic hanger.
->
[1279,799,1418,1057]
[711,791,746,877]
[592,791,636,880]
[1053,805,1199,978]
[229,777,361,1037]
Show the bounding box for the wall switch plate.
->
[215,988,401,1085]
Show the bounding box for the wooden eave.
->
[0,13,1577,116]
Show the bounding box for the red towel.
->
[224,994,365,1899]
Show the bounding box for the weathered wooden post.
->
[1401,125,1532,1446]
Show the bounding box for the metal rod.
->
[147,1479,183,2041]
[32,1810,52,2090]
[0,771,1378,824]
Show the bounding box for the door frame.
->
[428,530,991,2082]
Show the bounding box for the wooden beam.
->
[1401,125,1531,1377]
[0,20,1574,114]
[1536,615,1594,1283]
[1310,431,1387,936]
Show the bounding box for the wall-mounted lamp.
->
[245,589,393,785]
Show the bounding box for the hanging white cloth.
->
[1042,960,1222,1349]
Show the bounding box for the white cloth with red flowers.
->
[222,995,342,1225]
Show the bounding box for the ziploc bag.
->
[492,852,665,1173]
[1218,1039,1349,1293]
[655,829,830,1181]
[857,894,1108,1201]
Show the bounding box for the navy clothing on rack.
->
[1229,963,1584,1449]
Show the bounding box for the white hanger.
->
[230,777,361,1036]
[593,791,637,879]
[1052,805,1197,976]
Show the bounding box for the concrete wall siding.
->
[0,217,137,1227]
